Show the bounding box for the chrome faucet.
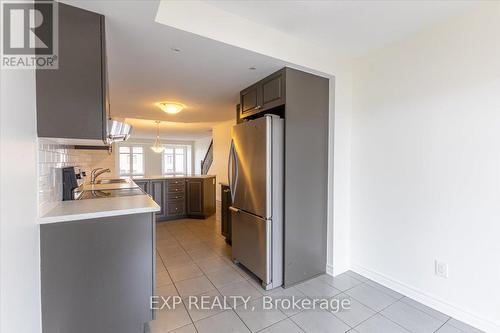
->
[90,168,111,184]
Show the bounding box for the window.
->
[163,146,187,175]
[119,146,144,176]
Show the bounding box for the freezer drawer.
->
[231,209,270,284]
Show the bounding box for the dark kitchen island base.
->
[134,176,216,222]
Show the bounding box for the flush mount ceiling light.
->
[156,102,185,114]
[151,120,164,153]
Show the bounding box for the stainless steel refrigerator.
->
[228,114,284,290]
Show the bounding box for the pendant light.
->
[151,121,164,153]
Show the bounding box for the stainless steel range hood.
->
[106,119,132,144]
[40,119,132,147]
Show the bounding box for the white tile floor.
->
[147,211,484,333]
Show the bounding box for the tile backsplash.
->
[38,139,115,216]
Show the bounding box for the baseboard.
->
[326,263,351,277]
[351,263,500,333]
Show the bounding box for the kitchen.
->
[3,1,496,333]
[35,1,329,333]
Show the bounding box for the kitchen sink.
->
[96,178,129,184]
[76,188,145,200]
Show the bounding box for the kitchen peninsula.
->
[39,179,160,333]
[134,175,216,221]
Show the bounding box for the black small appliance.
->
[62,167,79,201]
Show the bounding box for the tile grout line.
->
[194,242,249,331]
[343,282,399,313]
[194,232,259,333]
[254,317,306,333]
[158,248,198,333]
[340,282,413,333]
[327,272,472,332]
[162,222,255,331]
[156,220,484,333]
[159,221,271,331]
[433,318,452,333]
[347,312,379,332]
[162,224,229,332]
[376,312,417,333]
[399,297,451,323]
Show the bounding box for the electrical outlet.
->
[435,260,448,278]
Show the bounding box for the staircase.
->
[201,140,213,175]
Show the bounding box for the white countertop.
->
[133,174,216,180]
[39,179,160,224]
[79,178,138,191]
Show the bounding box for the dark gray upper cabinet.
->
[261,70,285,110]
[241,83,260,116]
[239,69,285,120]
[235,104,242,124]
[36,3,109,141]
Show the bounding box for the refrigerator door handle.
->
[228,206,239,213]
[232,142,239,202]
[227,139,234,201]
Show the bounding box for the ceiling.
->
[60,0,480,139]
[60,0,286,138]
[206,0,480,59]
[124,118,217,140]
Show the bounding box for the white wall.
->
[0,70,41,331]
[116,138,195,176]
[194,136,213,174]
[350,3,500,331]
[38,140,116,215]
[211,119,235,200]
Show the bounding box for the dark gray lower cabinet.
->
[136,177,215,222]
[135,180,149,193]
[40,213,155,333]
[150,180,166,220]
[166,199,186,218]
[186,179,203,216]
[186,178,216,218]
[221,184,232,244]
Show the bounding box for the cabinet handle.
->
[254,105,262,110]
